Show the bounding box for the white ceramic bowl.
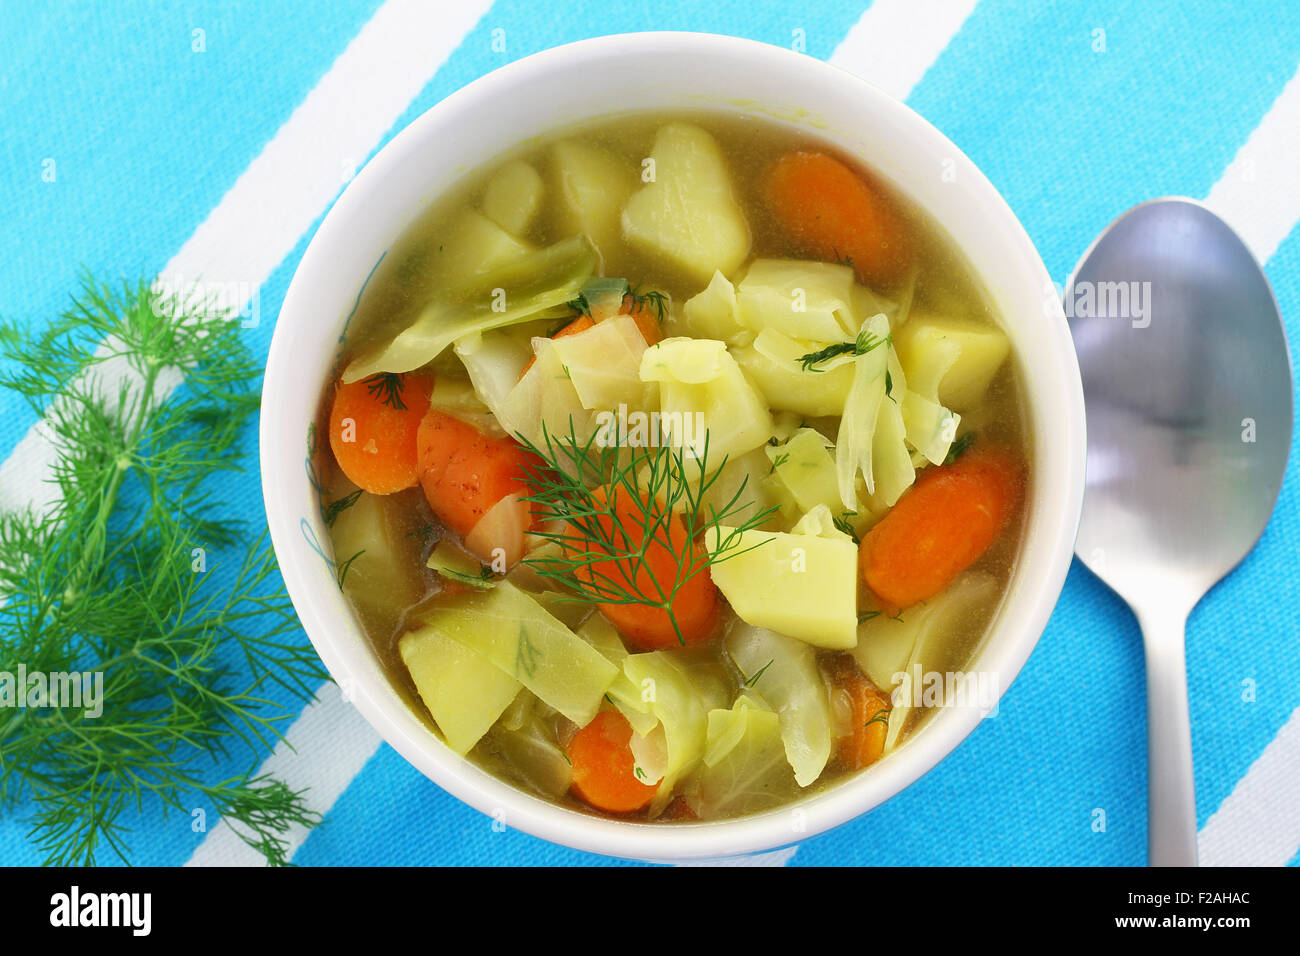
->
[262,32,1086,862]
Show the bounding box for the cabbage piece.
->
[725,624,833,786]
[398,627,522,755]
[853,572,998,752]
[731,327,857,419]
[901,390,960,466]
[688,693,795,818]
[551,313,657,412]
[498,689,535,732]
[415,581,617,726]
[639,337,772,462]
[628,724,669,787]
[736,259,858,342]
[426,539,495,591]
[621,651,709,814]
[453,329,531,425]
[428,367,505,436]
[621,123,750,283]
[893,308,1010,411]
[550,139,637,271]
[576,616,659,738]
[678,270,750,345]
[498,336,594,448]
[697,446,786,530]
[885,322,960,468]
[766,428,842,515]
[481,160,544,237]
[489,719,573,798]
[331,490,426,629]
[707,520,858,649]
[790,503,842,538]
[869,366,917,508]
[342,235,598,382]
[835,312,891,508]
[422,209,535,289]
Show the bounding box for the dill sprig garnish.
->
[627,285,669,321]
[0,276,327,866]
[567,278,670,322]
[833,511,860,543]
[363,371,407,410]
[944,431,976,465]
[797,328,891,373]
[321,488,363,527]
[864,707,892,729]
[744,658,775,688]
[515,420,777,646]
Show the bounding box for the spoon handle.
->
[1136,607,1199,866]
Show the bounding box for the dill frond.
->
[0,276,327,866]
[515,420,777,647]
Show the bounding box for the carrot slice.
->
[859,447,1023,608]
[570,486,719,651]
[621,294,663,345]
[762,150,912,286]
[828,656,891,771]
[568,710,659,814]
[416,409,536,540]
[327,372,434,494]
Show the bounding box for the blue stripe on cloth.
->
[291,743,647,866]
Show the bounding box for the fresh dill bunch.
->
[0,276,327,866]
[515,420,777,646]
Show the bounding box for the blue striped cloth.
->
[2,0,1298,867]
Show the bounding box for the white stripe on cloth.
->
[1203,65,1300,266]
[186,682,381,866]
[1199,707,1300,867]
[828,0,980,101]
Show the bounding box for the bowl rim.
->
[262,30,1086,861]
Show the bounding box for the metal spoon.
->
[1067,197,1292,867]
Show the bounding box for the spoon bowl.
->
[1068,197,1292,865]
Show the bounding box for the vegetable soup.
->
[313,111,1030,821]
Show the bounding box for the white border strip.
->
[829,0,980,101]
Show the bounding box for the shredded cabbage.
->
[736,259,858,341]
[621,651,709,815]
[835,311,891,508]
[725,624,833,786]
[679,270,750,345]
[412,581,617,726]
[766,428,842,515]
[343,235,597,382]
[639,337,772,462]
[732,328,857,418]
[551,313,657,412]
[398,627,521,755]
[687,693,795,818]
